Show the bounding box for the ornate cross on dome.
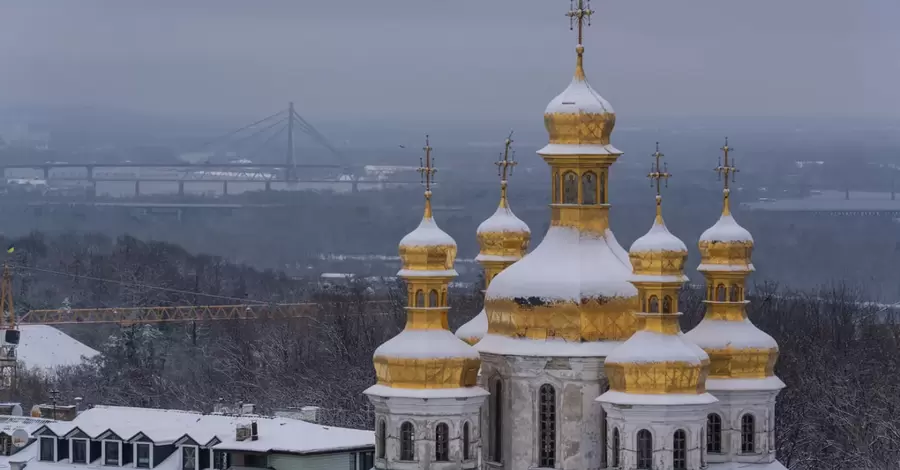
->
[418,135,436,193]
[567,0,593,45]
[648,142,670,197]
[715,137,738,190]
[496,131,517,183]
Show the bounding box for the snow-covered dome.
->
[683,318,781,383]
[455,310,488,346]
[397,198,458,278]
[629,212,689,283]
[698,192,754,272]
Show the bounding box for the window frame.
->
[399,422,415,462]
[434,423,449,462]
[462,422,470,461]
[490,378,503,463]
[71,438,89,464]
[673,429,687,470]
[135,443,153,469]
[103,440,122,466]
[538,384,556,468]
[376,419,386,459]
[636,429,653,470]
[39,436,56,462]
[212,450,230,470]
[611,428,620,468]
[181,445,198,470]
[741,413,756,454]
[707,413,723,454]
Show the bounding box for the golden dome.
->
[398,196,458,276]
[606,331,710,394]
[698,193,754,272]
[544,45,616,147]
[475,191,530,264]
[629,207,689,280]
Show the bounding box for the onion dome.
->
[629,206,689,283]
[368,141,483,393]
[684,149,783,388]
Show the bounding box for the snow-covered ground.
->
[16,325,99,372]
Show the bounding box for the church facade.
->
[367,2,786,470]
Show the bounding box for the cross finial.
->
[567,0,593,46]
[418,135,436,193]
[495,131,517,208]
[648,142,671,220]
[714,137,738,214]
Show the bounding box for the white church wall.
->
[705,388,780,465]
[602,402,709,470]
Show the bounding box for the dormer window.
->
[71,438,88,464]
[39,436,56,462]
[136,443,151,468]
[182,446,197,470]
[104,441,121,466]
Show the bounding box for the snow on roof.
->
[17,325,99,372]
[696,263,755,273]
[630,217,687,253]
[399,216,455,248]
[486,226,637,302]
[476,205,529,235]
[455,309,487,344]
[605,330,708,365]
[699,213,753,243]
[27,406,372,455]
[537,143,621,156]
[0,415,55,437]
[544,73,614,116]
[396,269,459,278]
[683,318,778,351]
[474,254,520,263]
[374,329,479,360]
[8,450,182,470]
[598,390,717,406]
[706,376,785,392]
[363,384,489,400]
[476,333,623,358]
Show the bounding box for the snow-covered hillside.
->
[16,325,99,371]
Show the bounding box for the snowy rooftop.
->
[606,330,708,366]
[399,216,455,248]
[486,226,636,302]
[537,143,622,156]
[476,334,623,358]
[26,406,373,455]
[630,217,687,253]
[684,318,778,351]
[598,390,717,406]
[476,204,529,235]
[374,329,479,360]
[699,213,753,243]
[544,66,614,116]
[455,309,487,344]
[17,325,99,372]
[0,414,55,437]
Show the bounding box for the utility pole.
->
[287,102,296,182]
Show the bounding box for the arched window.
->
[435,423,449,462]
[663,295,673,313]
[716,284,727,301]
[707,283,714,300]
[741,414,755,454]
[429,289,439,307]
[400,422,415,461]
[415,290,425,307]
[377,419,386,459]
[637,430,652,469]
[553,172,561,203]
[648,296,660,313]
[729,284,740,302]
[581,171,598,205]
[539,384,556,467]
[707,413,722,454]
[673,430,687,470]
[463,422,471,461]
[562,171,578,204]
[599,172,607,203]
[611,428,620,468]
[491,379,503,462]
[441,290,446,306]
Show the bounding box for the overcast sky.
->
[0,0,897,122]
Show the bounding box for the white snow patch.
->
[684,318,778,350]
[374,329,479,360]
[477,204,530,234]
[397,269,458,277]
[17,325,99,372]
[364,384,488,399]
[700,213,753,243]
[706,376,785,392]
[606,330,708,365]
[486,226,637,302]
[399,216,456,247]
[598,390,718,406]
[476,334,623,358]
[455,309,487,344]
[537,143,621,156]
[630,218,687,253]
[545,74,614,116]
[697,263,755,272]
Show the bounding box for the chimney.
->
[235,422,251,441]
[299,406,320,423]
[250,421,259,441]
[241,403,256,415]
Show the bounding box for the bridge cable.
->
[195,109,287,152]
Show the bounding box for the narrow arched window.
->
[400,422,415,461]
[377,419,386,459]
[581,171,598,205]
[563,171,578,204]
[429,289,439,307]
[539,384,556,467]
[637,430,652,469]
[435,423,449,462]
[491,379,503,462]
[707,283,714,300]
[611,428,620,468]
[599,172,607,203]
[673,430,687,470]
[463,422,471,461]
[648,296,660,313]
[415,290,425,307]
[441,290,446,306]
[707,413,722,454]
[663,295,673,313]
[729,284,740,301]
[553,172,561,203]
[716,284,727,301]
[741,414,755,454]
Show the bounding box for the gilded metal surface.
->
[698,239,753,269]
[482,261,517,290]
[606,361,708,394]
[405,308,449,330]
[544,111,615,146]
[641,315,682,335]
[485,296,639,341]
[630,249,687,277]
[477,231,530,260]
[460,336,481,347]
[398,243,457,272]
[705,347,779,379]
[550,205,610,235]
[373,356,481,389]
[703,301,748,322]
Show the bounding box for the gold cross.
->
[566,0,593,45]
[418,135,436,192]
[496,131,517,182]
[648,142,671,197]
[715,137,738,190]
